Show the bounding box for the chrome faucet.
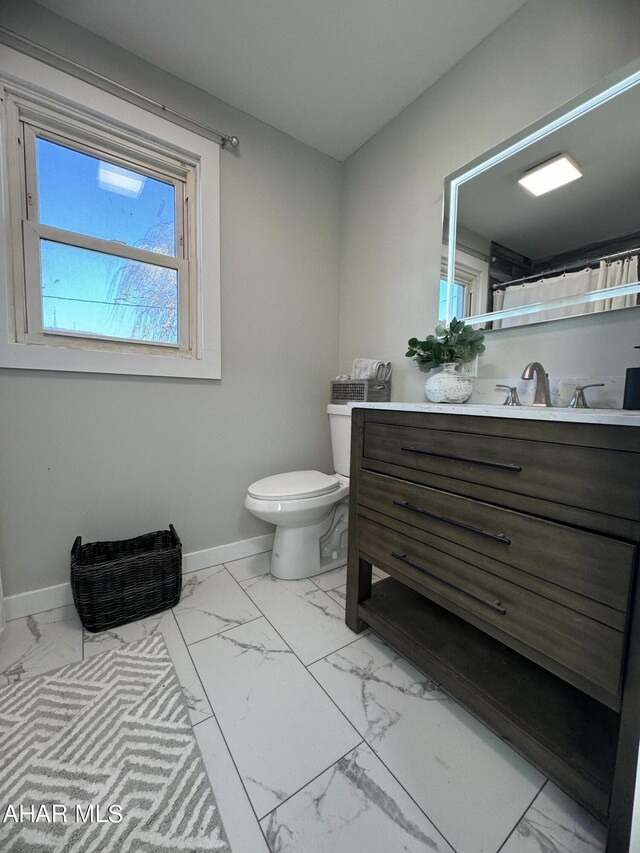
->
[521,362,552,406]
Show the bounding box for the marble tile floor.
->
[0,551,606,853]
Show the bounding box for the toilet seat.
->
[248,470,340,501]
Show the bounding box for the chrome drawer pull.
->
[391,552,507,615]
[400,446,522,473]
[393,500,511,545]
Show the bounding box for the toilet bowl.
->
[244,405,351,580]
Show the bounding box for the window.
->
[438,279,468,323]
[19,119,192,352]
[0,50,220,378]
[439,247,488,323]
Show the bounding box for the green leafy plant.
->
[406,318,486,372]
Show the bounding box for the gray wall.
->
[3,0,640,598]
[340,0,640,399]
[0,1,342,596]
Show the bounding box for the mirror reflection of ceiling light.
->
[518,154,582,196]
[98,162,146,198]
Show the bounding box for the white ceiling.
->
[35,0,529,160]
[457,79,640,259]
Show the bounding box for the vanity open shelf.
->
[359,578,618,820]
[346,404,640,853]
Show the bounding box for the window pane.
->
[40,240,178,345]
[36,138,176,256]
[438,280,466,322]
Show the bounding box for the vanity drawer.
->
[358,469,635,613]
[356,515,625,704]
[363,422,640,522]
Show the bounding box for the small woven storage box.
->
[330,378,391,404]
[70,525,182,633]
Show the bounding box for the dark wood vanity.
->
[345,405,640,852]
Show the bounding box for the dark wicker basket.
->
[70,525,182,633]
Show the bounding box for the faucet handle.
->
[568,383,605,409]
[496,385,521,406]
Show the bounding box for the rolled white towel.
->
[377,361,392,380]
[351,358,380,379]
[351,359,392,380]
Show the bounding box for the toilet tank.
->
[327,404,352,477]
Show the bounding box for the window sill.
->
[0,336,221,379]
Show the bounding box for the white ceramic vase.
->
[424,362,473,403]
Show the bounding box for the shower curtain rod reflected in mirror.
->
[491,245,640,291]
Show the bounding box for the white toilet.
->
[244,404,352,580]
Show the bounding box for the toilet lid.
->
[248,470,340,500]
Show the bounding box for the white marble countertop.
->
[348,401,640,426]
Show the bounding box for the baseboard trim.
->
[181,533,274,575]
[4,533,274,622]
[5,581,75,622]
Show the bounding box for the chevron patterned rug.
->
[0,633,230,852]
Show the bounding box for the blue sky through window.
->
[41,242,178,343]
[36,138,179,344]
[438,280,466,322]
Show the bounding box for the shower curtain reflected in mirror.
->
[599,255,640,311]
[493,255,639,328]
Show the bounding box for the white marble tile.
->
[326,585,347,607]
[311,565,349,591]
[312,564,386,592]
[260,742,454,853]
[501,781,607,853]
[83,610,212,725]
[0,605,82,685]
[309,634,545,853]
[324,570,387,610]
[225,551,272,583]
[324,581,388,607]
[194,716,269,853]
[190,617,360,819]
[240,574,362,665]
[173,564,261,645]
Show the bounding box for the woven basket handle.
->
[71,535,82,561]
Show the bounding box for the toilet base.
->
[270,500,348,580]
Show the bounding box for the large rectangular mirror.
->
[442,61,640,329]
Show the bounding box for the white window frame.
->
[440,246,488,319]
[0,47,221,379]
[13,101,193,355]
